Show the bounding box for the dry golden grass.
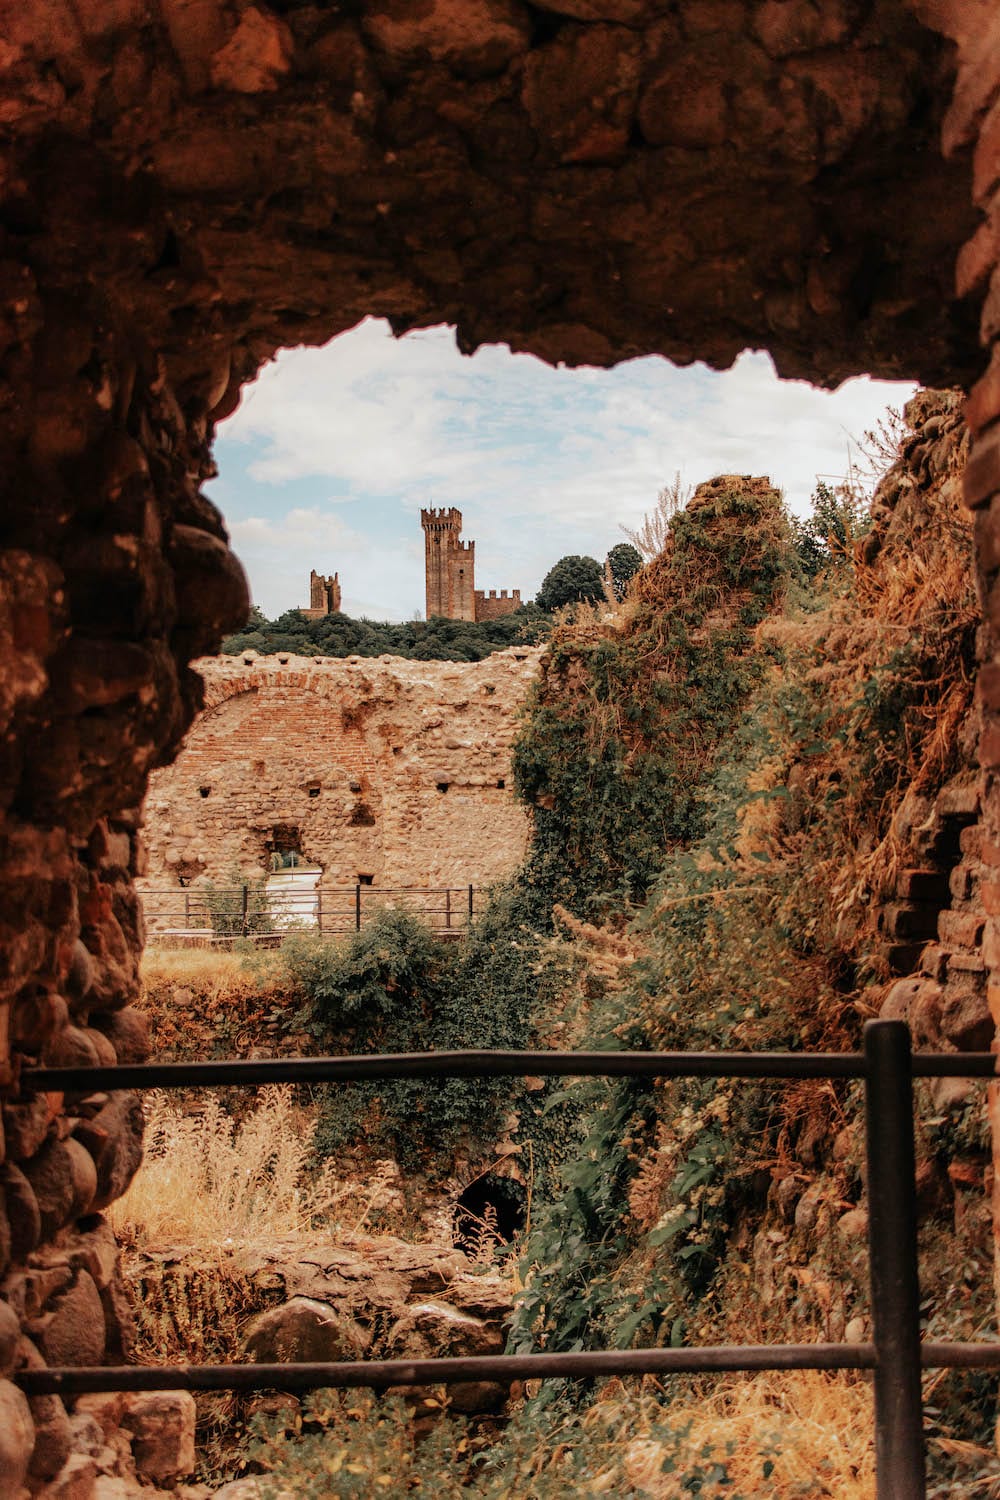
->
[584,1372,875,1497]
[140,944,286,992]
[110,1088,396,1248]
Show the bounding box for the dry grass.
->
[110,1088,396,1248]
[140,943,286,992]
[583,1371,875,1497]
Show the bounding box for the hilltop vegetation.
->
[221,602,551,662]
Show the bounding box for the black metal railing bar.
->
[13,1022,1000,1500]
[22,1044,999,1094]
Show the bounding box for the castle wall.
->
[475,589,522,622]
[139,647,542,909]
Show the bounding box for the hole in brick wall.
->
[308,783,321,797]
[199,785,211,798]
[437,782,450,793]
[496,779,505,789]
[483,684,496,695]
[453,1172,526,1248]
[268,823,301,854]
[358,873,374,885]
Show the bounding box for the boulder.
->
[123,1390,196,1483]
[385,1299,504,1360]
[0,1378,35,1500]
[244,1297,371,1364]
[33,1270,106,1368]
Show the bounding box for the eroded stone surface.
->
[139,648,540,900]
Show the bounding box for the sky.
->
[206,318,917,622]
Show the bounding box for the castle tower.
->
[300,569,341,619]
[421,507,476,621]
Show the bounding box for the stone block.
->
[881,975,924,1023]
[209,8,294,94]
[244,1297,371,1364]
[943,21,1000,155]
[74,1093,143,1211]
[940,984,993,1050]
[0,1378,34,1500]
[896,868,951,903]
[34,1452,98,1499]
[967,348,1000,436]
[33,1271,106,1369]
[122,1391,196,1483]
[881,902,940,942]
[21,1337,73,1483]
[3,1094,53,1160]
[22,1138,96,1238]
[937,909,986,949]
[956,222,996,300]
[976,92,1000,204]
[2,1162,41,1258]
[385,1299,504,1359]
[89,1008,149,1064]
[964,423,1000,511]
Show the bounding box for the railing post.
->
[445,889,451,930]
[468,884,474,923]
[316,888,323,935]
[184,890,190,927]
[355,884,362,932]
[241,883,249,936]
[864,1019,925,1500]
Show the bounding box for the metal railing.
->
[14,1020,1000,1500]
[139,883,478,942]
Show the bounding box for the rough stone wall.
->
[138,647,541,903]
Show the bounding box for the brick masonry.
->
[138,648,542,901]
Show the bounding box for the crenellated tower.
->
[421,507,476,621]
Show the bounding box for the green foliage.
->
[199,869,272,936]
[535,554,605,612]
[792,480,869,579]
[222,605,551,662]
[513,478,794,916]
[289,895,577,1175]
[242,1387,781,1498]
[605,542,643,601]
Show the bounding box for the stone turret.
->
[421,508,476,621]
[300,569,342,619]
[421,511,520,622]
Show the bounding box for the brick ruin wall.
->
[139,648,541,901]
[2,0,1000,1492]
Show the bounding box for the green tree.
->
[605,543,643,602]
[792,480,869,578]
[536,555,605,612]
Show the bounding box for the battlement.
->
[421,506,463,530]
[474,586,522,621]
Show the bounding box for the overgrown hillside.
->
[504,389,994,1492]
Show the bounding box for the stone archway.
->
[5,1,1000,1487]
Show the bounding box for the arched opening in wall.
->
[264,824,322,929]
[207,318,916,653]
[452,1172,527,1252]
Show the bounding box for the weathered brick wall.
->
[139,649,542,901]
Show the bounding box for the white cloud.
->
[214,319,916,620]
